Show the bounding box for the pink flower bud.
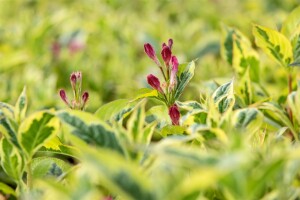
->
[82,91,89,103]
[147,74,163,93]
[59,89,70,105]
[168,39,173,49]
[169,104,180,125]
[144,43,156,60]
[70,73,77,85]
[162,43,167,48]
[169,56,179,91]
[161,46,172,65]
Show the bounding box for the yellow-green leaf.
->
[0,138,24,182]
[18,111,59,158]
[281,5,300,40]
[14,86,27,124]
[253,24,293,67]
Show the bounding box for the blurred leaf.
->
[253,24,293,67]
[57,110,124,154]
[289,35,300,66]
[132,88,158,101]
[212,80,235,114]
[232,108,264,135]
[19,111,59,158]
[287,81,300,124]
[160,125,186,137]
[146,105,170,128]
[95,99,136,122]
[127,101,146,142]
[237,67,253,105]
[0,102,14,119]
[31,157,71,179]
[176,100,203,111]
[0,114,20,149]
[39,136,79,159]
[221,24,260,82]
[174,61,195,100]
[0,182,16,197]
[0,138,24,181]
[14,86,27,124]
[259,102,298,140]
[81,147,156,200]
[281,5,300,40]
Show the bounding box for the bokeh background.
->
[1,0,299,111]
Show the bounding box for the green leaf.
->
[38,136,79,159]
[259,102,298,140]
[132,88,158,101]
[174,61,195,100]
[31,157,71,179]
[221,25,260,82]
[127,101,146,142]
[287,82,300,124]
[0,138,24,181]
[146,105,170,128]
[281,5,300,40]
[212,80,235,114]
[237,67,253,105]
[176,101,203,111]
[0,115,20,150]
[289,35,300,66]
[0,182,16,197]
[253,24,293,67]
[95,99,136,122]
[232,108,264,134]
[0,102,15,119]
[57,110,124,154]
[19,111,59,158]
[81,147,156,200]
[14,86,27,124]
[160,125,185,137]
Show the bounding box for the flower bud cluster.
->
[59,71,89,110]
[144,39,180,125]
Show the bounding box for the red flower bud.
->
[171,56,179,73]
[169,104,180,125]
[162,43,167,48]
[144,43,156,60]
[168,38,173,49]
[82,91,89,103]
[169,56,179,91]
[161,46,172,65]
[59,89,70,106]
[147,74,163,93]
[70,73,77,86]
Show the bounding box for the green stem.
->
[287,70,296,140]
[26,160,32,189]
[159,66,167,81]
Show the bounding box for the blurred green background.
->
[0,0,299,111]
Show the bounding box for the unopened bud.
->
[161,46,172,65]
[70,73,77,88]
[147,74,164,94]
[168,39,173,49]
[59,89,70,106]
[169,56,179,91]
[82,91,89,104]
[144,43,156,60]
[169,104,180,125]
